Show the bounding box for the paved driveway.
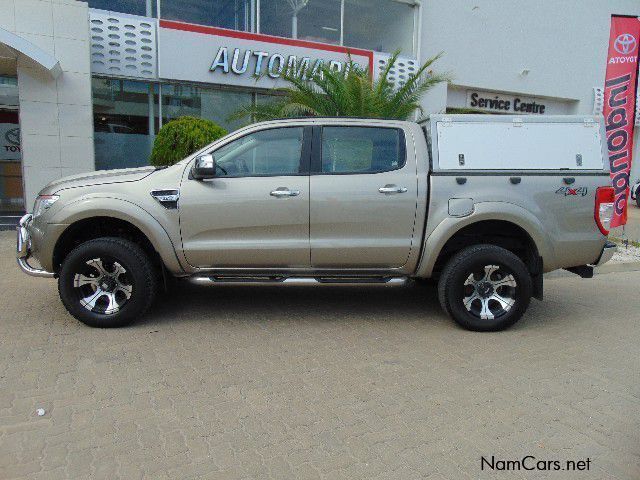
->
[0,231,639,479]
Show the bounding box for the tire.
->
[437,244,532,332]
[413,277,436,287]
[636,193,640,209]
[58,237,158,328]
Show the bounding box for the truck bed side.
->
[415,115,611,276]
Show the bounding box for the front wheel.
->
[58,237,158,328]
[437,245,532,331]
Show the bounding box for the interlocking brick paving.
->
[0,231,639,479]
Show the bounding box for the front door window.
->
[214,127,305,177]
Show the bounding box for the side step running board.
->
[190,276,408,287]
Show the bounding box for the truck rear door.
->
[309,125,419,268]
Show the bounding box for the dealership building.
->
[0,0,639,222]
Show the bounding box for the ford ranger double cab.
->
[17,115,617,331]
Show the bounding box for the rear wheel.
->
[58,237,157,328]
[437,245,532,331]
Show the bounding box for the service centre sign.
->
[158,20,373,89]
[467,90,548,114]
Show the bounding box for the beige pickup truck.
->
[17,115,616,331]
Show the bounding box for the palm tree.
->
[231,51,451,123]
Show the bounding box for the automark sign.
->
[210,46,360,80]
[158,20,373,89]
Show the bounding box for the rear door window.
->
[321,127,405,174]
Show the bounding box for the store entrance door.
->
[0,109,23,217]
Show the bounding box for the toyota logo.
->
[5,127,20,146]
[614,33,637,55]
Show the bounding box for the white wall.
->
[0,0,94,209]
[419,0,640,181]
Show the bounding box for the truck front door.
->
[310,125,418,268]
[179,126,311,268]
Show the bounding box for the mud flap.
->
[532,273,543,301]
[531,255,543,301]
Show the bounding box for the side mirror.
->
[192,154,216,180]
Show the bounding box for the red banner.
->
[603,15,640,227]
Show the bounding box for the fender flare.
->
[415,201,558,277]
[48,196,184,274]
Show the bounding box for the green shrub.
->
[150,116,227,167]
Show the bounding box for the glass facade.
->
[92,78,158,170]
[161,0,253,31]
[0,76,18,107]
[86,0,155,16]
[260,0,414,53]
[92,77,282,170]
[260,0,341,45]
[85,0,417,55]
[161,84,252,133]
[343,0,415,54]
[0,76,22,214]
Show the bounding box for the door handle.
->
[270,188,300,197]
[378,185,408,194]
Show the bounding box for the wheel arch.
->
[431,220,541,275]
[48,197,184,275]
[416,202,556,280]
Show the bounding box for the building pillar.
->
[6,0,94,209]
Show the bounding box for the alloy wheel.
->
[73,257,133,315]
[462,264,517,320]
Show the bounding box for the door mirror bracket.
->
[192,154,216,180]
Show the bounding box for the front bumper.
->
[594,240,617,267]
[16,214,55,278]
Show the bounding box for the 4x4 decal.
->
[556,186,588,197]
